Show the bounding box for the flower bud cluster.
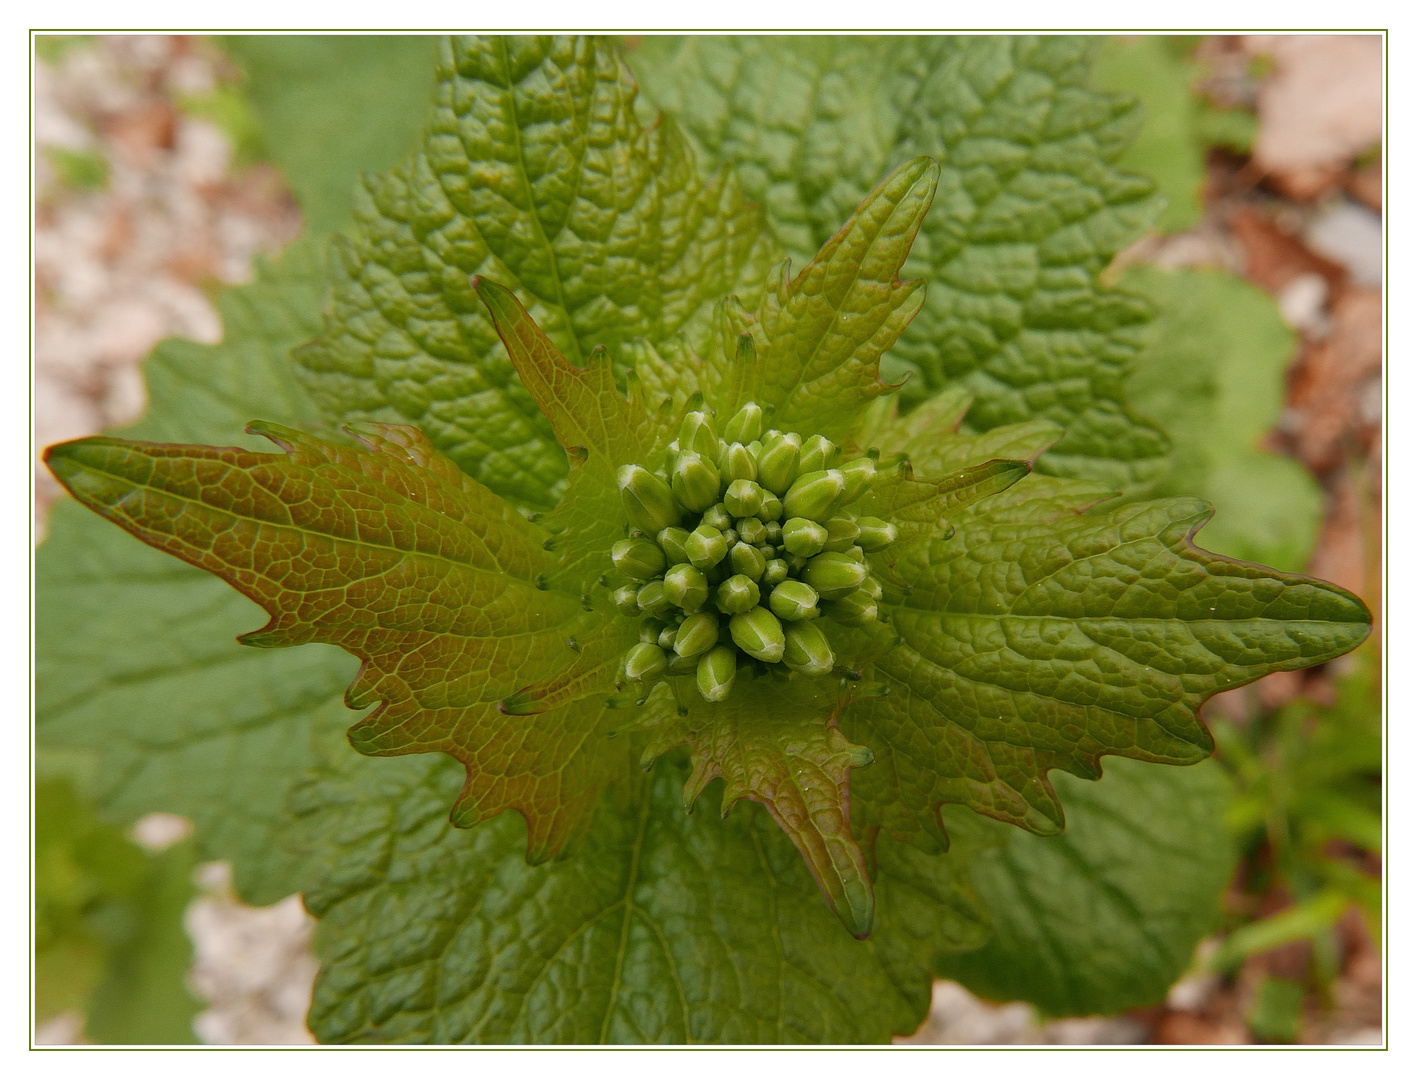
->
[612,401,898,702]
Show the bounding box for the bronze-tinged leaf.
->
[45,422,635,862]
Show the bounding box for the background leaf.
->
[937,756,1236,1017]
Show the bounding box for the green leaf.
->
[630,35,1171,495]
[295,35,775,510]
[37,241,359,905]
[1121,266,1323,573]
[288,744,986,1043]
[216,36,440,235]
[845,475,1371,850]
[937,756,1235,1017]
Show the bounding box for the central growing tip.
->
[611,400,898,703]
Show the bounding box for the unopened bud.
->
[674,611,720,658]
[782,620,834,676]
[722,401,764,444]
[657,625,679,650]
[737,516,767,545]
[624,642,668,681]
[722,528,739,547]
[762,558,790,587]
[782,469,845,521]
[640,619,666,643]
[679,409,718,459]
[845,545,865,564]
[855,517,898,552]
[657,526,691,565]
[798,434,838,473]
[715,574,760,614]
[862,574,883,601]
[685,525,728,569]
[723,478,764,518]
[636,579,676,617]
[823,588,878,626]
[769,580,820,621]
[782,517,828,558]
[757,431,801,495]
[719,442,758,483]
[611,537,666,581]
[697,645,738,702]
[838,456,877,502]
[671,451,722,512]
[786,553,807,573]
[664,563,709,611]
[764,520,783,546]
[758,491,784,522]
[701,504,733,532]
[803,551,868,599]
[729,541,767,581]
[611,584,641,616]
[730,606,786,663]
[667,651,700,675]
[617,464,680,534]
[822,515,861,553]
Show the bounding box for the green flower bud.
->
[838,456,877,503]
[757,543,776,561]
[729,541,767,581]
[722,528,739,548]
[719,441,758,483]
[757,431,801,495]
[845,545,866,564]
[769,579,820,622]
[862,574,883,601]
[623,642,668,681]
[701,503,733,532]
[798,434,838,474]
[823,588,878,627]
[671,451,722,512]
[782,517,828,558]
[737,516,767,545]
[640,619,666,643]
[822,515,861,553]
[678,409,718,459]
[855,517,898,552]
[663,563,709,611]
[674,611,720,658]
[697,645,738,702]
[786,553,807,573]
[667,651,700,676]
[617,464,680,534]
[611,584,641,616]
[730,606,786,663]
[715,573,760,614]
[636,579,676,617]
[657,624,679,650]
[803,551,868,599]
[722,401,764,444]
[657,526,691,565]
[782,619,835,675]
[758,490,784,522]
[762,558,790,587]
[611,537,667,581]
[764,520,783,545]
[782,469,845,522]
[685,525,728,570]
[723,478,764,518]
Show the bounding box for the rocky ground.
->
[33,34,1382,1046]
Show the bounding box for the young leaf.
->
[846,474,1371,851]
[45,422,634,863]
[631,35,1171,495]
[287,746,987,1044]
[296,35,775,510]
[938,757,1236,1017]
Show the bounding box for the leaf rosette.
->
[44,36,1371,950]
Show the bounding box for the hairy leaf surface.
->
[631,35,1170,494]
[296,35,775,510]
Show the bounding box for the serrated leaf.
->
[1121,266,1323,573]
[938,756,1236,1017]
[45,421,636,863]
[37,241,359,905]
[287,746,987,1044]
[631,35,1171,495]
[847,475,1371,851]
[295,35,775,511]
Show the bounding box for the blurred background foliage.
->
[33,33,1381,1044]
